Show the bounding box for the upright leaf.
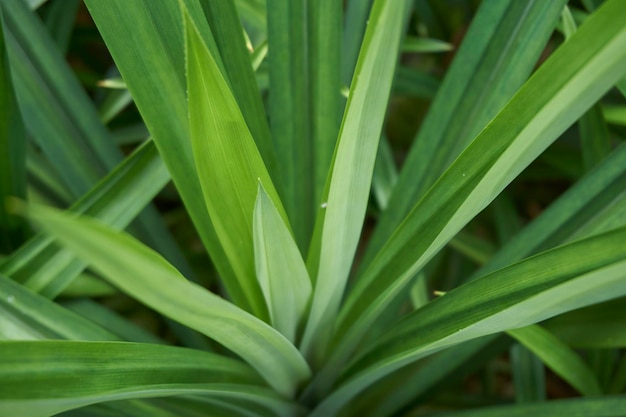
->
[266,0,312,248]
[184,5,288,321]
[196,0,278,179]
[0,3,27,253]
[308,0,342,208]
[253,184,312,342]
[84,0,246,310]
[299,0,411,360]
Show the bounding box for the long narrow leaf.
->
[300,0,410,360]
[196,0,278,180]
[266,0,312,247]
[509,325,602,396]
[253,184,311,342]
[184,4,288,321]
[432,395,626,417]
[0,2,27,253]
[308,0,342,208]
[25,204,311,397]
[362,0,568,263]
[0,340,275,417]
[313,227,626,415]
[2,0,192,279]
[0,274,117,341]
[332,0,626,376]
[0,140,169,297]
[84,0,247,311]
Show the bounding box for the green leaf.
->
[253,184,312,342]
[430,395,626,417]
[509,343,546,403]
[314,227,626,415]
[471,142,626,279]
[362,0,568,263]
[544,298,626,349]
[0,140,170,298]
[266,0,312,247]
[196,0,278,182]
[602,105,626,126]
[299,0,410,360]
[0,2,27,254]
[25,203,311,397]
[0,340,278,417]
[0,273,117,341]
[332,0,626,377]
[509,325,602,396]
[2,0,193,279]
[308,0,343,210]
[401,36,453,53]
[184,4,288,321]
[342,0,373,85]
[84,0,241,308]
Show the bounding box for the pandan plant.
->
[1,0,626,415]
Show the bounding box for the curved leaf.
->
[25,204,311,397]
[0,340,282,417]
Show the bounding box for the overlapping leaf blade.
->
[313,227,626,415]
[184,5,288,321]
[0,340,277,417]
[26,204,311,397]
[509,325,602,396]
[331,0,626,377]
[361,0,568,263]
[0,2,27,253]
[253,184,311,342]
[1,0,191,278]
[0,140,169,297]
[300,0,411,359]
[84,0,254,313]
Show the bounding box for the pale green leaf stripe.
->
[0,274,117,341]
[362,0,567,264]
[184,5,288,321]
[299,0,410,359]
[0,140,169,298]
[84,0,245,312]
[313,228,626,415]
[253,184,312,342]
[0,340,281,417]
[267,0,312,248]
[26,204,311,397]
[334,0,626,368]
[508,325,602,396]
[433,395,626,417]
[0,2,27,253]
